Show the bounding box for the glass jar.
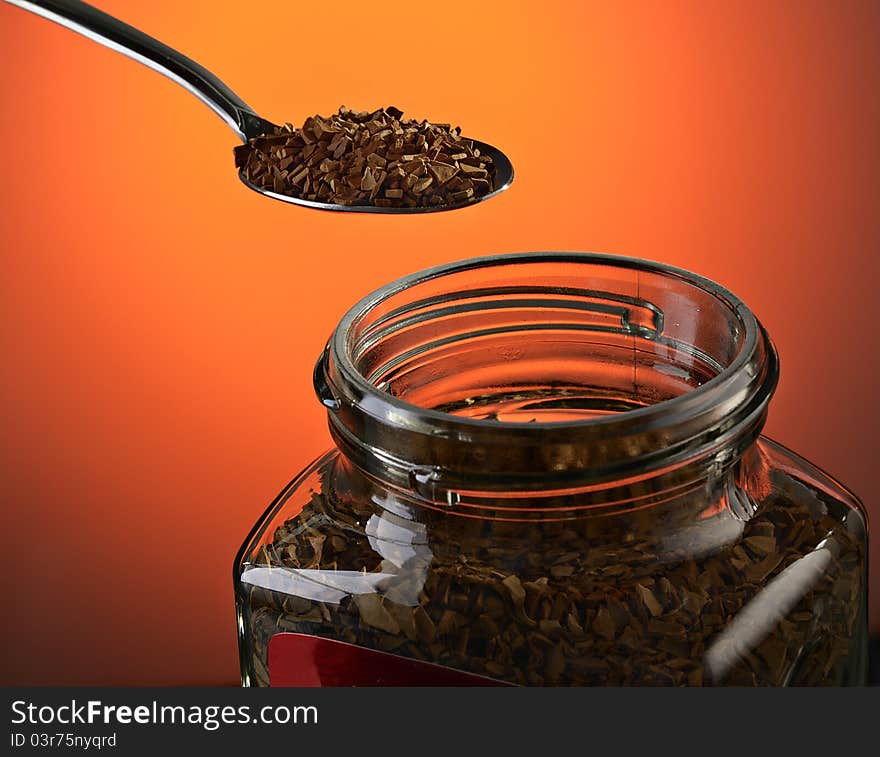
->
[234,252,868,686]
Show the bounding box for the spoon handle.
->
[4,0,275,140]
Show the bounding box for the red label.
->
[268,633,510,687]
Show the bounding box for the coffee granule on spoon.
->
[233,106,496,208]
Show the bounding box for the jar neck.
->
[314,253,779,514]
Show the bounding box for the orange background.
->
[1,0,878,684]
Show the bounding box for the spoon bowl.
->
[7,0,514,213]
[238,138,514,213]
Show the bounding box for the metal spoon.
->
[5,0,514,213]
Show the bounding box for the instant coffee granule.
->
[240,460,863,687]
[233,106,496,208]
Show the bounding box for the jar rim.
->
[316,252,779,494]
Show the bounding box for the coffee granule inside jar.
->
[240,461,863,687]
[233,106,496,208]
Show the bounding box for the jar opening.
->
[349,257,743,423]
[316,253,778,496]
